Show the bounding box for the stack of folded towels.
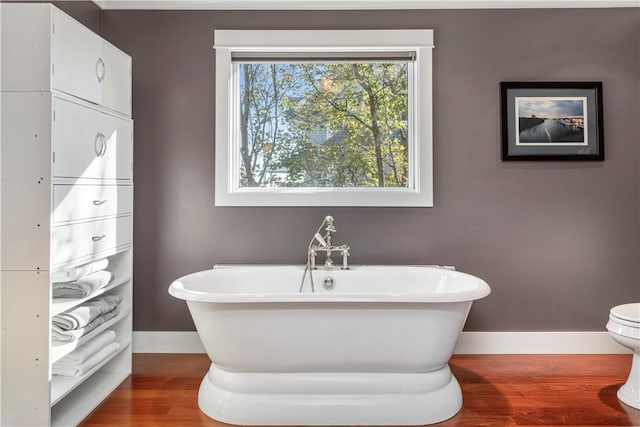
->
[52,294,123,343]
[52,330,120,377]
[52,259,114,299]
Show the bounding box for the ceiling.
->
[92,0,639,10]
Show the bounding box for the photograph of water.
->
[516,98,586,145]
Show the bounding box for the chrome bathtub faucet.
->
[309,215,350,270]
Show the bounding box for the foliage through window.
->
[214,30,434,206]
[237,62,410,189]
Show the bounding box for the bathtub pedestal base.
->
[198,362,463,426]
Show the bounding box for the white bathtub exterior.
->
[169,265,490,425]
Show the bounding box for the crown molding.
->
[93,0,639,10]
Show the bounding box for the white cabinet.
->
[51,8,133,116]
[51,8,104,105]
[101,41,133,116]
[53,97,133,181]
[1,3,132,117]
[0,4,133,426]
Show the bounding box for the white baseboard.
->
[454,331,629,354]
[133,331,630,354]
[133,331,206,353]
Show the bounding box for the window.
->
[214,30,434,206]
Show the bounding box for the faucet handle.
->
[309,249,317,270]
[340,247,350,270]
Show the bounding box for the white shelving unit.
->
[50,340,131,406]
[51,303,132,364]
[0,4,133,425]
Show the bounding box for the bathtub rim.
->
[168,264,491,304]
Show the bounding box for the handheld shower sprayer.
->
[313,233,327,247]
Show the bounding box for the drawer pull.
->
[92,199,108,206]
[94,132,107,158]
[94,132,102,157]
[91,235,106,242]
[96,57,106,83]
[101,137,107,157]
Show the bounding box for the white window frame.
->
[214,29,434,207]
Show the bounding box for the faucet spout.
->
[324,250,334,267]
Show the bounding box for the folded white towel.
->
[51,259,110,283]
[52,342,121,377]
[54,330,117,365]
[51,287,85,299]
[52,270,114,299]
[52,295,122,331]
[52,306,121,342]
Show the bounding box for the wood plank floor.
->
[80,354,640,426]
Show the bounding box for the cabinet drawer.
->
[53,185,133,224]
[51,216,132,266]
[53,97,133,181]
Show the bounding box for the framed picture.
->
[501,82,604,161]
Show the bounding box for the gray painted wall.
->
[52,0,102,34]
[99,8,640,332]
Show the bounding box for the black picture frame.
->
[501,82,604,161]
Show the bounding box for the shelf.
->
[51,276,131,317]
[50,246,132,277]
[50,340,131,405]
[51,243,133,272]
[50,360,131,427]
[51,304,131,364]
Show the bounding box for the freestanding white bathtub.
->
[169,265,490,426]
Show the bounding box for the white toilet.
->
[607,303,640,410]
